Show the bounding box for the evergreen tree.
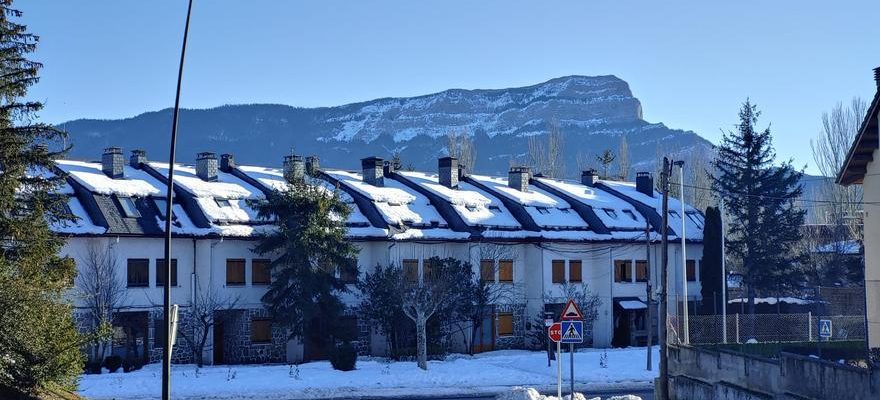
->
[0,1,86,395]
[699,206,723,314]
[252,177,358,355]
[710,100,806,314]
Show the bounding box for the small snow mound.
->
[745,338,758,344]
[495,387,544,400]
[607,396,643,400]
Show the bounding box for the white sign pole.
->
[557,341,562,399]
[721,198,727,344]
[679,163,689,344]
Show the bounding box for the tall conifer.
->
[0,0,84,394]
[711,101,805,314]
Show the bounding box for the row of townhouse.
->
[51,147,704,365]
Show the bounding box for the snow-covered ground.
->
[78,348,658,400]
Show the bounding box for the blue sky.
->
[20,1,880,175]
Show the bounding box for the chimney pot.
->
[874,67,880,88]
[439,157,459,189]
[196,152,218,182]
[129,149,147,168]
[220,154,235,172]
[581,169,598,187]
[636,172,654,197]
[283,154,305,183]
[102,147,124,179]
[361,156,384,186]
[508,166,531,192]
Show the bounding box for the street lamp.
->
[673,160,689,344]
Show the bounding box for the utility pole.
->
[720,198,728,344]
[676,161,689,344]
[645,219,653,371]
[163,1,194,399]
[657,157,671,400]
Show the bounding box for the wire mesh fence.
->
[668,313,865,345]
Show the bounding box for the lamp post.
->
[163,1,194,399]
[674,160,689,344]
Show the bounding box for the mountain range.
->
[61,75,712,177]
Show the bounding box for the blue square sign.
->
[560,321,584,343]
[819,319,832,339]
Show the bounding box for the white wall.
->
[864,145,880,348]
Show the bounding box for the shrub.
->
[84,360,102,375]
[122,356,143,373]
[103,355,122,373]
[330,342,357,371]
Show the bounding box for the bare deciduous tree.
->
[464,244,524,354]
[596,149,616,179]
[446,129,476,172]
[76,240,125,363]
[528,119,565,178]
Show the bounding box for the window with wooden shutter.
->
[635,260,648,282]
[498,260,513,283]
[250,318,272,343]
[552,260,565,284]
[226,259,245,286]
[568,260,582,282]
[480,259,494,282]
[339,258,358,284]
[498,313,514,336]
[252,259,271,285]
[686,260,697,281]
[403,259,419,283]
[156,258,178,287]
[614,260,633,283]
[127,259,149,287]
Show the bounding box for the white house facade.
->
[53,147,704,365]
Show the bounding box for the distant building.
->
[53,147,704,365]
[838,67,880,350]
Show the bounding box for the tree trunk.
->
[416,314,428,370]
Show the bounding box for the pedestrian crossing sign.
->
[819,319,832,339]
[560,321,584,343]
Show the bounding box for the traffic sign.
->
[548,322,562,342]
[560,321,584,343]
[560,299,584,320]
[819,319,832,339]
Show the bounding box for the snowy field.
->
[78,348,657,400]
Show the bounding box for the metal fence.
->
[668,313,865,345]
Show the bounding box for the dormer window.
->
[686,212,704,229]
[215,198,231,208]
[622,209,638,221]
[465,205,478,212]
[560,208,571,214]
[535,207,550,215]
[117,196,141,218]
[153,198,176,220]
[488,205,501,213]
[603,209,618,219]
[669,210,680,218]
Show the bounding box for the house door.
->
[612,307,632,348]
[472,313,495,353]
[213,322,225,365]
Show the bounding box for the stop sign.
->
[547,322,562,342]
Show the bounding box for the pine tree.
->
[710,100,805,315]
[699,206,723,314]
[252,178,358,355]
[0,1,86,395]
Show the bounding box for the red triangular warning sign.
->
[560,299,584,320]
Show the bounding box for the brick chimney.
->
[220,154,235,173]
[636,172,654,197]
[508,166,530,192]
[129,149,147,168]
[361,157,384,187]
[195,152,218,182]
[283,154,304,183]
[102,147,124,179]
[439,157,459,189]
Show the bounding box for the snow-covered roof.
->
[57,160,165,197]
[468,174,590,229]
[395,171,520,229]
[323,170,445,228]
[599,180,704,240]
[535,177,647,230]
[52,196,105,235]
[236,165,371,227]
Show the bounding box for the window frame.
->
[568,260,582,283]
[214,198,231,208]
[480,259,495,283]
[252,258,271,285]
[155,258,178,287]
[126,258,149,288]
[635,260,648,282]
[250,318,272,344]
[497,312,514,337]
[117,196,141,218]
[498,259,514,283]
[614,259,633,283]
[403,259,419,283]
[339,258,358,284]
[551,260,565,284]
[686,260,697,282]
[225,258,246,286]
